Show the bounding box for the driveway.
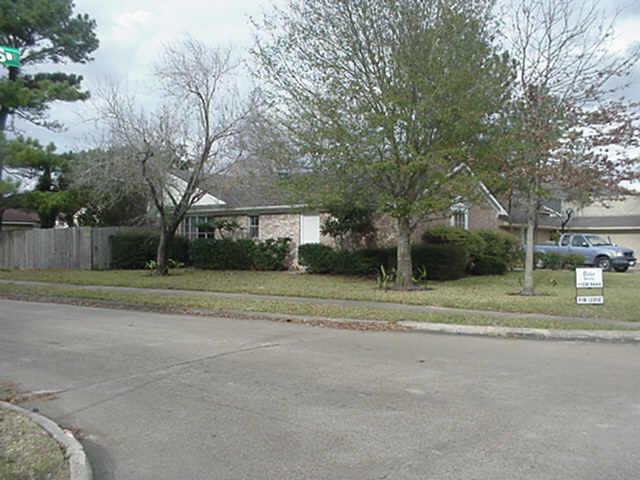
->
[1,299,639,479]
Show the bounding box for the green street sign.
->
[0,46,20,67]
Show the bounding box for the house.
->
[178,171,638,267]
[177,172,509,265]
[0,208,40,231]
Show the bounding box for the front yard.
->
[0,268,637,323]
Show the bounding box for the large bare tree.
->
[80,39,256,274]
[500,0,639,295]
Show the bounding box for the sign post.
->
[0,46,20,68]
[575,268,604,305]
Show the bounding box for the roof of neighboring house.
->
[565,215,640,229]
[1,208,39,225]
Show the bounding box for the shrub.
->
[191,238,291,270]
[298,243,467,280]
[252,238,291,271]
[564,253,586,270]
[470,255,508,275]
[191,238,254,270]
[411,243,469,280]
[536,252,586,270]
[422,225,486,264]
[476,229,522,269]
[298,244,337,273]
[111,233,190,269]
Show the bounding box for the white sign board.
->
[576,268,603,289]
[577,296,604,305]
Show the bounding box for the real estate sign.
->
[575,268,604,305]
[0,46,20,67]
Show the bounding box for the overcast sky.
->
[15,0,640,152]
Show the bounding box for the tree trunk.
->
[156,227,174,276]
[521,189,537,296]
[395,216,413,290]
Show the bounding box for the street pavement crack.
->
[56,342,281,419]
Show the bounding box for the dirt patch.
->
[0,380,58,404]
[0,407,69,480]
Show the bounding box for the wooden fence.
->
[0,227,150,270]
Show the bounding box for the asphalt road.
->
[1,299,639,480]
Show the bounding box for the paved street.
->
[1,299,639,479]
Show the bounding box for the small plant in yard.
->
[376,265,396,290]
[412,265,428,286]
[145,259,184,273]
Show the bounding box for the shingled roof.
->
[1,208,40,225]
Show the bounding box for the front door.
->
[300,214,321,245]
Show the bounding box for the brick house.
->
[177,172,509,265]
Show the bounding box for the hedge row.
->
[111,233,191,269]
[191,238,291,271]
[110,234,291,271]
[422,225,522,273]
[298,243,469,281]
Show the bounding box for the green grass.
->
[0,282,635,331]
[0,268,636,321]
[0,407,69,480]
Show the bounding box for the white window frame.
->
[449,203,469,230]
[248,215,260,239]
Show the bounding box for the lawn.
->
[0,268,637,322]
[0,282,633,331]
[0,407,69,480]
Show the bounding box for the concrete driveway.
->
[1,299,639,480]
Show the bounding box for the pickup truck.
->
[535,233,637,272]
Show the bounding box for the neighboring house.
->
[501,192,640,257]
[0,208,40,231]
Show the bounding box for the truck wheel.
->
[594,256,611,271]
[613,265,629,273]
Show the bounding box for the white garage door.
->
[300,214,321,245]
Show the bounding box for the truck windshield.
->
[585,235,611,246]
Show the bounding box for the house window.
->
[249,216,259,239]
[197,217,215,238]
[450,206,469,230]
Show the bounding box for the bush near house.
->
[423,226,521,272]
[111,233,191,269]
[191,237,291,271]
[475,229,523,269]
[422,226,486,261]
[469,255,508,275]
[298,243,469,280]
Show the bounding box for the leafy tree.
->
[0,0,98,226]
[0,0,98,131]
[321,203,376,251]
[4,137,83,227]
[500,0,640,295]
[253,0,512,289]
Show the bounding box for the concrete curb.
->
[399,321,640,343]
[0,401,92,480]
[0,293,639,343]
